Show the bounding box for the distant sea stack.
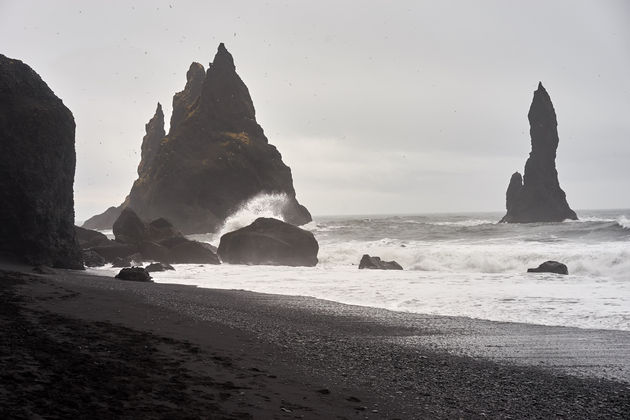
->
[500,83,577,223]
[84,43,311,233]
[0,54,83,268]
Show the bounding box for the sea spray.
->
[208,192,290,244]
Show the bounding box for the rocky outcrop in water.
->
[0,54,83,268]
[218,217,318,267]
[358,255,403,270]
[84,43,311,234]
[527,260,568,275]
[500,83,577,223]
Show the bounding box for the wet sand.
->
[1,265,629,419]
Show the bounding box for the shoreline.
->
[89,262,630,333]
[2,265,629,418]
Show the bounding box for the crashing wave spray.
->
[209,192,291,243]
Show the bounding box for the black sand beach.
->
[1,265,629,419]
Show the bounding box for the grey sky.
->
[1,0,629,220]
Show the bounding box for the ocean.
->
[90,194,630,332]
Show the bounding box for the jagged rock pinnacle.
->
[137,102,165,176]
[84,43,311,234]
[500,83,577,223]
[169,62,205,133]
[211,42,235,72]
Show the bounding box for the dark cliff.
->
[0,54,83,268]
[500,83,577,223]
[84,43,311,233]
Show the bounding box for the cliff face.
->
[500,83,577,223]
[0,54,83,268]
[84,43,311,233]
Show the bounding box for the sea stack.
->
[0,54,83,268]
[84,43,311,233]
[500,83,577,223]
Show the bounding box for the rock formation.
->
[84,43,311,234]
[83,208,219,265]
[115,267,152,282]
[527,260,568,275]
[358,255,403,270]
[169,62,205,134]
[82,206,122,231]
[145,262,174,272]
[138,103,166,177]
[0,54,83,268]
[218,217,319,267]
[500,83,577,223]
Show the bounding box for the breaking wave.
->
[316,237,630,279]
[208,193,291,244]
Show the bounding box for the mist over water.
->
[92,204,630,331]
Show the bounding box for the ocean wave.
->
[617,216,630,230]
[208,192,290,244]
[316,238,630,279]
[429,219,495,227]
[563,215,630,231]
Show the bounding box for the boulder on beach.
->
[358,255,403,270]
[0,54,83,269]
[115,267,152,282]
[83,43,311,234]
[500,83,577,223]
[527,261,568,275]
[218,217,318,267]
[145,262,175,272]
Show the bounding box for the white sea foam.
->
[91,209,630,331]
[429,219,494,227]
[208,192,290,243]
[89,261,630,331]
[617,216,630,229]
[315,237,630,279]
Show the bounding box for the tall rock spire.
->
[500,83,577,223]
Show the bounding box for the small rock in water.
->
[115,267,152,282]
[145,262,175,272]
[527,260,568,275]
[358,254,403,270]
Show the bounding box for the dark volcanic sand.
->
[1,266,629,419]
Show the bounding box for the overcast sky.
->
[2,0,629,220]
